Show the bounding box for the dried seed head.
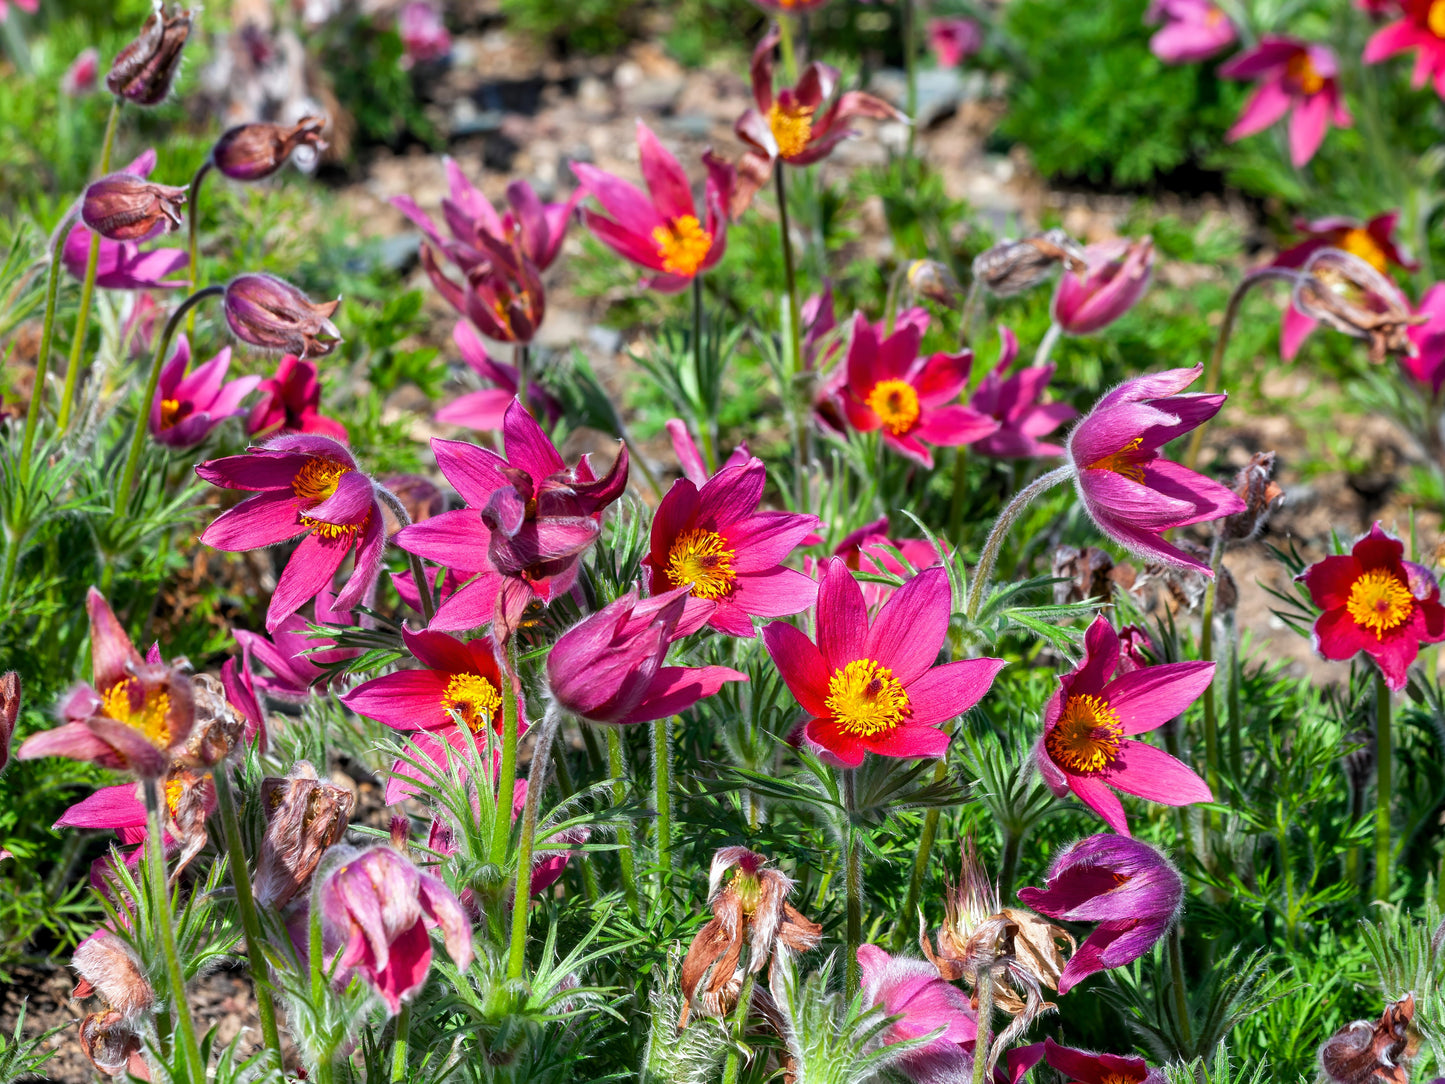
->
[1220,451,1284,543]
[178,673,245,768]
[107,2,192,106]
[1051,545,1117,605]
[72,931,155,1019]
[256,761,354,908]
[79,1011,142,1076]
[1293,248,1425,364]
[165,768,216,880]
[81,173,187,242]
[0,671,18,772]
[1320,994,1419,1084]
[1129,541,1237,614]
[972,229,1086,298]
[907,259,963,308]
[212,116,328,182]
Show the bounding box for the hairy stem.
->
[19,210,80,480]
[606,725,642,915]
[903,756,947,925]
[490,638,521,866]
[652,716,673,884]
[969,965,993,1084]
[719,966,757,1084]
[185,160,212,339]
[1033,320,1062,369]
[516,342,530,418]
[390,1003,411,1082]
[1168,923,1194,1055]
[964,465,1073,621]
[843,768,862,1000]
[510,705,562,978]
[1375,672,1393,902]
[692,275,717,474]
[775,164,809,513]
[1198,531,1225,816]
[376,486,435,624]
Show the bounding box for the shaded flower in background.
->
[1066,364,1245,573]
[0,671,18,772]
[1319,994,1419,1084]
[432,236,548,343]
[764,559,1005,767]
[927,18,982,68]
[573,121,734,293]
[233,587,355,702]
[1220,38,1352,167]
[1052,238,1154,335]
[197,434,384,631]
[247,353,348,441]
[62,47,101,96]
[64,151,189,291]
[968,325,1077,458]
[1364,1,1445,99]
[1401,282,1445,393]
[1035,616,1213,834]
[148,336,260,448]
[397,1,451,67]
[1018,833,1183,994]
[107,3,191,106]
[1296,521,1445,691]
[1040,1037,1166,1084]
[857,943,977,1078]
[1144,0,1236,64]
[1292,247,1423,363]
[224,273,342,358]
[435,320,561,430]
[749,0,831,12]
[211,116,327,181]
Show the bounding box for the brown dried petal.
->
[166,768,214,881]
[1293,249,1424,365]
[1052,545,1116,605]
[973,229,1086,298]
[1221,451,1284,543]
[72,932,155,1018]
[178,673,244,768]
[998,908,1073,995]
[776,902,822,954]
[678,915,731,1029]
[907,259,963,308]
[107,4,191,106]
[256,761,354,908]
[1320,994,1419,1084]
[79,1010,142,1076]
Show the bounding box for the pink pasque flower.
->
[233,587,356,702]
[1065,365,1245,573]
[1144,0,1236,63]
[1052,238,1154,335]
[763,559,1004,768]
[246,353,348,442]
[1035,616,1213,835]
[839,312,999,468]
[62,48,101,96]
[1220,38,1352,167]
[1401,283,1445,393]
[857,943,977,1079]
[63,151,188,291]
[1364,0,1445,99]
[148,336,260,448]
[398,2,450,66]
[1042,1039,1166,1084]
[54,770,216,875]
[573,121,734,293]
[968,325,1077,457]
[197,435,385,631]
[644,458,818,637]
[927,18,982,68]
[423,232,547,344]
[434,320,561,431]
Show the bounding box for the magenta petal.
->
[431,438,510,507]
[396,509,492,570]
[1105,660,1214,735]
[55,784,143,829]
[267,532,350,631]
[200,491,304,551]
[635,120,696,223]
[1226,80,1292,142]
[1288,91,1329,167]
[306,470,374,525]
[729,567,818,619]
[871,724,951,759]
[1107,740,1213,806]
[763,620,832,718]
[905,658,1007,726]
[695,461,765,529]
[1068,774,1131,835]
[866,566,951,685]
[816,557,868,670]
[625,664,746,725]
[342,670,450,730]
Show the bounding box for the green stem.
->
[1198,533,1225,814]
[964,465,1073,621]
[606,726,641,915]
[549,734,599,902]
[116,286,223,511]
[692,275,717,473]
[652,716,673,883]
[1226,613,1243,783]
[719,968,757,1084]
[185,160,211,340]
[1168,924,1194,1055]
[143,777,206,1083]
[843,769,862,1000]
[19,211,80,480]
[510,705,562,978]
[903,760,946,924]
[969,968,993,1084]
[1375,672,1393,902]
[490,638,521,866]
[777,14,799,83]
[947,446,967,545]
[997,824,1022,904]
[390,1003,411,1082]
[1033,321,1062,369]
[376,486,435,624]
[775,164,809,513]
[958,279,982,347]
[212,768,282,1059]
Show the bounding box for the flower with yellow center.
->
[164,776,185,816]
[825,659,911,737]
[1346,568,1414,637]
[441,672,502,733]
[652,215,713,278]
[1285,51,1325,95]
[1339,227,1389,273]
[1429,0,1445,38]
[666,528,737,600]
[866,379,921,437]
[101,678,172,748]
[1045,694,1123,774]
[767,102,816,160]
[158,398,186,430]
[293,457,361,539]
[1087,436,1148,484]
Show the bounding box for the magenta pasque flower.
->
[397,2,450,65]
[644,458,818,637]
[434,320,561,431]
[827,514,944,611]
[968,325,1077,458]
[764,559,1004,768]
[318,844,473,1014]
[1220,38,1352,167]
[1041,1038,1166,1084]
[1036,616,1213,834]
[62,47,101,96]
[233,587,356,703]
[1144,0,1236,63]
[1364,0,1445,99]
[148,336,260,448]
[1066,364,1245,573]
[247,353,348,441]
[857,943,977,1079]
[573,121,734,293]
[197,434,385,631]
[927,18,982,68]
[1401,283,1445,393]
[547,586,745,726]
[224,273,342,358]
[1296,522,1445,691]
[1052,238,1154,335]
[64,151,188,291]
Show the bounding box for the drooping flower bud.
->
[1293,248,1424,363]
[81,173,187,242]
[224,273,342,358]
[972,229,1086,298]
[107,3,192,106]
[1319,994,1418,1084]
[1220,451,1284,543]
[72,930,155,1018]
[78,1011,142,1076]
[907,259,963,308]
[256,761,354,908]
[0,671,18,772]
[211,116,328,182]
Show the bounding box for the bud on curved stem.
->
[185,160,212,337]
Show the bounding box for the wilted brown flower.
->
[972,229,1087,298]
[1294,248,1425,364]
[1320,994,1419,1084]
[1051,545,1117,605]
[678,848,821,1028]
[907,259,963,308]
[177,673,245,769]
[1129,541,1237,614]
[0,671,18,772]
[79,1011,143,1076]
[72,930,155,1018]
[212,116,328,182]
[164,767,216,879]
[107,3,192,106]
[255,760,354,908]
[224,273,342,358]
[81,173,187,242]
[1220,451,1284,543]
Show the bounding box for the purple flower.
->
[148,336,261,448]
[1220,38,1352,167]
[1018,834,1183,994]
[0,671,17,772]
[233,588,356,702]
[1052,238,1154,335]
[434,320,561,431]
[63,151,189,291]
[927,18,982,68]
[856,943,977,1079]
[224,273,342,359]
[1065,364,1245,573]
[247,354,348,441]
[968,326,1077,457]
[1144,0,1236,64]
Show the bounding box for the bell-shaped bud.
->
[256,761,354,908]
[79,1011,142,1076]
[107,3,192,106]
[1320,994,1418,1084]
[81,173,187,242]
[972,229,1086,298]
[72,930,155,1019]
[907,259,963,308]
[212,116,328,182]
[224,273,342,358]
[1293,248,1424,363]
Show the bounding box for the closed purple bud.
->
[81,173,187,242]
[224,273,342,358]
[212,116,328,182]
[1052,237,1154,334]
[107,3,191,106]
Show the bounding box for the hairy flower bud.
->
[72,931,155,1018]
[179,673,245,768]
[107,3,191,106]
[256,761,354,908]
[1294,248,1424,363]
[79,1011,142,1076]
[0,671,18,772]
[1320,994,1418,1084]
[907,259,963,308]
[1220,451,1283,543]
[81,173,187,242]
[212,116,328,182]
[972,229,1086,298]
[224,273,342,358]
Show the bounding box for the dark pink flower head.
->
[547,586,745,726]
[968,325,1077,458]
[318,844,473,1015]
[1364,0,1445,99]
[233,588,355,704]
[62,47,101,95]
[839,312,999,468]
[434,320,561,431]
[17,589,194,779]
[928,18,982,68]
[1296,522,1445,691]
[1065,364,1246,573]
[1144,0,1237,63]
[733,25,904,214]
[572,122,734,294]
[1220,37,1352,167]
[644,458,818,637]
[65,151,189,291]
[763,559,1004,768]
[211,117,327,182]
[424,234,547,344]
[196,434,385,631]
[1401,283,1445,393]
[1052,238,1154,335]
[665,418,751,488]
[246,353,348,441]
[225,273,342,358]
[1035,616,1213,835]
[107,3,190,106]
[398,2,451,65]
[148,336,260,448]
[1041,1038,1166,1084]
[857,943,977,1079]
[82,172,187,243]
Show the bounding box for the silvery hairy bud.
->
[972,229,1086,298]
[107,3,192,106]
[1294,248,1424,364]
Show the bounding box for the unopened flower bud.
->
[225,273,342,358]
[1320,994,1418,1084]
[212,116,328,182]
[81,173,187,242]
[907,259,963,308]
[1220,451,1283,543]
[79,1011,142,1076]
[72,931,155,1018]
[107,3,192,106]
[1294,248,1424,364]
[972,229,1086,298]
[256,761,354,908]
[0,671,18,772]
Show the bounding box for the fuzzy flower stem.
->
[18,209,81,482]
[143,776,206,1084]
[777,14,799,82]
[969,962,994,1084]
[720,961,757,1084]
[389,1003,411,1082]
[1184,267,1298,470]
[490,638,522,867]
[515,343,531,419]
[376,487,435,624]
[998,823,1023,903]
[692,275,717,474]
[903,749,950,926]
[510,704,562,978]
[549,727,600,902]
[774,164,809,513]
[652,716,673,883]
[843,768,863,1000]
[1167,923,1193,1052]
[184,159,212,339]
[1198,531,1225,817]
[1375,671,1393,902]
[117,285,224,510]
[964,465,1073,622]
[1033,320,1062,369]
[212,767,282,1059]
[606,725,642,915]
[959,279,982,346]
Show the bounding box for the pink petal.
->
[1107,740,1213,806]
[1068,774,1131,835]
[1105,660,1215,735]
[866,566,952,685]
[762,620,831,718]
[905,658,1007,726]
[816,557,868,670]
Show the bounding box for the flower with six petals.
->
[148,335,261,448]
[1220,37,1352,167]
[968,326,1077,458]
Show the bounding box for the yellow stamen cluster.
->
[652,215,713,278]
[165,777,184,816]
[292,457,350,504]
[1340,228,1389,273]
[1285,51,1325,96]
[826,659,911,737]
[767,102,816,159]
[1430,0,1445,38]
[1045,694,1123,774]
[866,379,921,437]
[100,678,172,747]
[666,528,738,600]
[1346,569,1414,637]
[441,672,503,733]
[1088,436,1148,484]
[159,398,186,430]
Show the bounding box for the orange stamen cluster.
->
[826,659,911,736]
[767,102,816,159]
[441,672,503,733]
[1339,228,1389,273]
[866,379,921,437]
[1045,694,1123,774]
[1285,52,1325,95]
[101,678,172,747]
[1088,436,1148,484]
[652,215,713,278]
